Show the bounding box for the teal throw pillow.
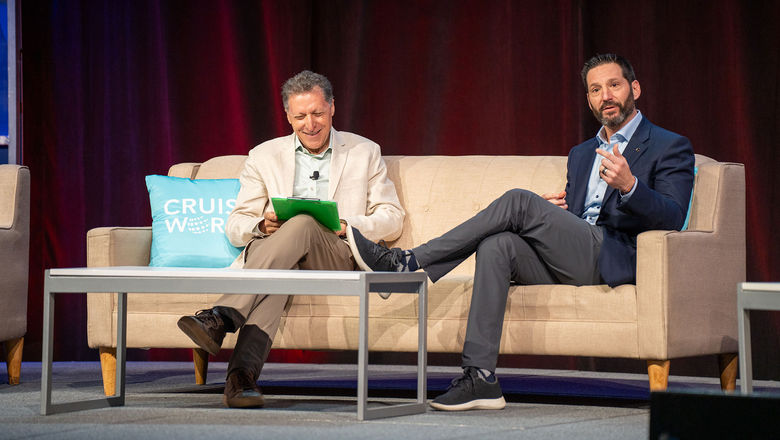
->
[146,175,243,267]
[680,166,698,231]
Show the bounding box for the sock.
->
[475,368,496,383]
[398,250,419,272]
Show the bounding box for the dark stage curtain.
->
[20,1,779,379]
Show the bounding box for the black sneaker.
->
[346,226,407,299]
[430,367,506,411]
[177,309,226,356]
[346,226,404,272]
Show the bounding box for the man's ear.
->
[631,80,641,100]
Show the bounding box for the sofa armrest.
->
[86,227,152,348]
[635,229,743,359]
[87,227,152,267]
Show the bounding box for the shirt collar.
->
[596,110,643,147]
[294,127,335,157]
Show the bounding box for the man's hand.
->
[336,220,348,237]
[259,211,284,235]
[597,144,635,194]
[542,190,568,210]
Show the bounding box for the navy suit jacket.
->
[564,117,695,287]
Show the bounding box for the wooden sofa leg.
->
[99,347,117,396]
[193,348,209,385]
[718,353,738,392]
[4,337,24,385]
[647,360,670,391]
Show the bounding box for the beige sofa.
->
[1,165,30,385]
[87,154,745,395]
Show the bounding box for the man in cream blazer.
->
[224,128,404,250]
[177,71,404,408]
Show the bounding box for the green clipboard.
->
[271,197,341,231]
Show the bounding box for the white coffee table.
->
[737,282,780,394]
[41,266,428,420]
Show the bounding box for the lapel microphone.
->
[310,171,320,180]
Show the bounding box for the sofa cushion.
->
[146,175,243,267]
[383,155,568,269]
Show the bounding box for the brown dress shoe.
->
[177,309,226,355]
[223,369,265,408]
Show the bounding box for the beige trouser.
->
[215,214,355,339]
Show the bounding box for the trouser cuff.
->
[227,324,272,380]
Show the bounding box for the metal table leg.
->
[40,277,55,415]
[115,292,128,400]
[358,279,428,421]
[40,282,126,414]
[738,285,753,394]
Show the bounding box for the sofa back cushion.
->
[383,155,568,275]
[191,155,247,179]
[166,156,247,211]
[688,154,716,231]
[172,153,723,276]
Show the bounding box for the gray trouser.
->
[412,189,603,371]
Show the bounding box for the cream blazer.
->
[225,129,405,268]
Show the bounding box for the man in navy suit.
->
[348,54,695,411]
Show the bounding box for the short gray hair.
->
[281,70,334,112]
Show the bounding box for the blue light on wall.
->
[0,2,8,137]
[0,1,7,164]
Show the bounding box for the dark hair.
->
[581,54,636,90]
[281,70,334,111]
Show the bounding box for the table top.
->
[47,266,427,283]
[738,282,780,312]
[740,282,780,293]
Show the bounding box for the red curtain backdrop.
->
[20,0,779,379]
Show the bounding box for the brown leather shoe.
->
[177,309,226,355]
[223,369,265,408]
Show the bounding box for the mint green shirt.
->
[292,128,333,200]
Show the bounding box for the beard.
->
[593,93,636,130]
